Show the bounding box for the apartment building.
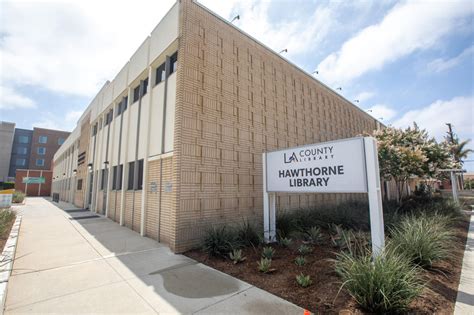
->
[52,0,380,252]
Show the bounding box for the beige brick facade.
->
[168,0,379,252]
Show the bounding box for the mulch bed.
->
[186,216,470,314]
[0,210,16,254]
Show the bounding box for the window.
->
[19,135,29,144]
[100,169,108,190]
[155,63,166,85]
[143,77,149,96]
[37,147,46,155]
[116,102,122,117]
[77,179,83,190]
[36,159,45,166]
[170,51,178,73]
[105,109,113,125]
[128,162,135,190]
[127,160,143,190]
[39,136,48,143]
[137,159,144,190]
[92,123,98,136]
[58,138,65,145]
[17,147,27,154]
[122,96,128,112]
[133,85,140,103]
[112,165,123,190]
[16,158,26,166]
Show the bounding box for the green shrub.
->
[296,273,312,287]
[294,256,306,266]
[237,220,261,247]
[0,182,14,190]
[202,226,240,257]
[305,226,323,244]
[330,224,370,257]
[12,191,25,204]
[335,249,424,313]
[298,244,313,256]
[390,214,454,268]
[276,212,294,239]
[279,237,292,247]
[257,258,273,273]
[262,246,275,259]
[0,209,15,235]
[229,249,246,264]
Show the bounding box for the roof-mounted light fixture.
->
[279,49,288,54]
[230,15,240,23]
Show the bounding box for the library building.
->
[52,0,379,252]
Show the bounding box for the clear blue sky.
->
[1,0,473,169]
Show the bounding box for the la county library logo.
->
[284,145,334,163]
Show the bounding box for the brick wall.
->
[15,169,53,196]
[171,0,379,252]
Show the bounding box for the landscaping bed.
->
[0,208,16,253]
[186,198,470,314]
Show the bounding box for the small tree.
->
[374,124,453,203]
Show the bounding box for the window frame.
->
[37,147,46,155]
[16,158,26,166]
[39,136,48,144]
[36,158,45,166]
[18,135,29,144]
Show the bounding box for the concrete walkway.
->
[455,212,474,314]
[5,197,303,314]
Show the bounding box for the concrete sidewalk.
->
[455,212,474,314]
[5,197,303,314]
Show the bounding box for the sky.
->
[0,0,473,169]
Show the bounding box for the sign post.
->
[263,136,385,258]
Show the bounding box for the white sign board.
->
[0,194,12,208]
[265,138,367,193]
[262,136,385,258]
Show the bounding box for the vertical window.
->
[92,123,98,136]
[16,158,26,166]
[128,162,135,190]
[170,51,178,73]
[39,136,48,143]
[116,102,122,117]
[19,135,29,143]
[112,165,123,190]
[155,63,166,85]
[17,147,27,154]
[77,179,83,190]
[100,169,107,190]
[137,159,144,190]
[122,96,128,113]
[133,85,140,103]
[58,138,65,145]
[112,166,117,190]
[142,77,149,95]
[37,147,46,155]
[36,159,45,166]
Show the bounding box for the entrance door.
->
[87,173,93,209]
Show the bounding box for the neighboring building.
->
[52,0,380,253]
[0,122,16,182]
[8,128,33,178]
[1,125,70,195]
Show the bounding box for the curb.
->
[0,215,22,315]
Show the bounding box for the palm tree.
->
[453,138,473,163]
[451,137,473,190]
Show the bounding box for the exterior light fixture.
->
[73,169,77,175]
[312,70,319,75]
[87,163,93,170]
[104,161,109,166]
[231,15,240,23]
[63,173,66,178]
[279,49,288,54]
[336,87,342,91]
[378,117,384,120]
[354,100,360,103]
[366,109,373,112]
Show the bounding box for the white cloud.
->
[355,91,375,103]
[392,96,474,141]
[427,45,474,73]
[0,85,37,110]
[365,104,397,121]
[198,0,336,59]
[317,0,473,85]
[0,0,175,97]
